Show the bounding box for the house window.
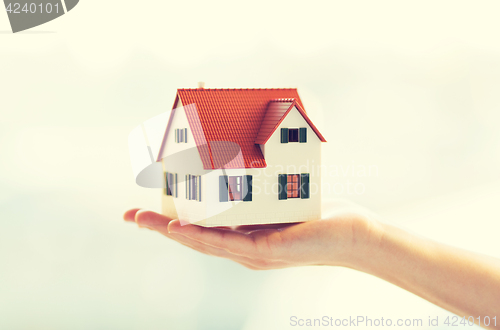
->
[165,172,178,197]
[278,173,310,200]
[287,174,300,198]
[186,174,201,201]
[281,127,307,143]
[219,175,253,202]
[288,129,299,142]
[175,128,188,143]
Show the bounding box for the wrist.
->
[344,221,431,283]
[331,216,387,270]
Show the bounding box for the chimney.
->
[197,82,205,89]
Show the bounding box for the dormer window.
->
[281,127,307,143]
[175,128,187,143]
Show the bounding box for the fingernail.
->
[135,209,150,214]
[167,219,180,233]
[123,208,141,222]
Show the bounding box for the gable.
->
[275,105,320,141]
[157,100,200,161]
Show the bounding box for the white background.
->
[1,1,500,329]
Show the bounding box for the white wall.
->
[161,99,207,223]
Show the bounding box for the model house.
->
[156,87,326,227]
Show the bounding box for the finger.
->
[129,213,284,268]
[131,211,239,258]
[131,211,212,251]
[171,232,291,270]
[129,212,290,269]
[135,210,174,231]
[168,220,270,257]
[132,212,244,257]
[123,208,141,222]
[133,216,273,269]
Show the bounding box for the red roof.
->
[169,88,326,169]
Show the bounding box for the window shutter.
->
[278,174,288,200]
[175,173,178,198]
[164,172,168,195]
[191,175,194,200]
[185,175,188,199]
[184,128,188,143]
[299,127,307,143]
[167,172,170,195]
[167,172,174,196]
[300,173,310,199]
[243,175,252,202]
[281,128,289,143]
[198,176,202,202]
[219,175,228,202]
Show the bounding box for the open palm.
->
[123,201,378,270]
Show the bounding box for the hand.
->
[123,200,384,270]
[124,202,500,326]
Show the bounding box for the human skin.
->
[123,202,500,329]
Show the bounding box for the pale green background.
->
[1,1,500,329]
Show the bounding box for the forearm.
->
[350,223,500,328]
